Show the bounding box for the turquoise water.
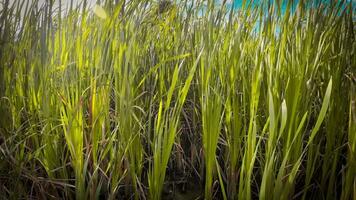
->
[227,0,355,13]
[222,0,356,23]
[217,0,355,35]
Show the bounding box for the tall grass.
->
[0,0,355,199]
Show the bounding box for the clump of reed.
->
[0,0,355,199]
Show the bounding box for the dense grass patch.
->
[0,0,355,199]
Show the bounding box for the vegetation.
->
[0,0,355,199]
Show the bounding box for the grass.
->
[0,0,355,199]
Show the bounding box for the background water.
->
[228,0,355,14]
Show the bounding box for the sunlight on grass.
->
[0,0,355,199]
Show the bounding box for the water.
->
[227,0,355,13]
